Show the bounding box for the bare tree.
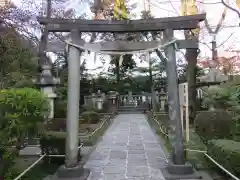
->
[221,0,240,22]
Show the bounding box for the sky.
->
[12,0,240,75]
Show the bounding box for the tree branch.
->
[221,0,240,23]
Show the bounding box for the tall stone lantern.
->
[33,64,60,119]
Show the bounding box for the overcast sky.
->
[12,0,240,75]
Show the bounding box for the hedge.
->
[207,139,240,177]
[40,133,81,165]
[81,111,100,124]
[194,110,232,143]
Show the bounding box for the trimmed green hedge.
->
[194,110,232,143]
[207,139,240,177]
[81,111,100,124]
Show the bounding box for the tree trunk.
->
[185,48,198,124]
[116,57,120,91]
[149,58,156,110]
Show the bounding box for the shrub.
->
[0,88,50,136]
[0,88,50,178]
[82,104,95,112]
[40,133,81,165]
[45,118,66,131]
[54,100,67,118]
[82,111,100,124]
[202,86,234,110]
[0,147,19,179]
[194,110,232,143]
[207,139,240,177]
[0,88,50,141]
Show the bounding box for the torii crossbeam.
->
[38,13,205,32]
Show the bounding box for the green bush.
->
[54,100,67,118]
[81,111,100,124]
[194,110,232,143]
[0,88,50,178]
[234,117,240,141]
[40,133,81,165]
[0,147,19,180]
[0,88,50,140]
[45,118,66,131]
[202,86,235,110]
[207,139,240,177]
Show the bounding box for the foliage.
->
[207,139,240,177]
[45,118,66,131]
[54,100,67,118]
[109,54,136,87]
[233,117,240,141]
[0,147,19,179]
[194,110,232,143]
[185,129,208,170]
[178,64,205,82]
[0,88,49,178]
[0,28,38,89]
[40,133,81,165]
[202,85,237,110]
[201,84,240,140]
[81,111,100,124]
[0,88,50,143]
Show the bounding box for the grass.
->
[185,129,209,170]
[14,157,58,180]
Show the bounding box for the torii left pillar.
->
[55,30,90,179]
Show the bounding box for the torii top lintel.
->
[37,14,206,33]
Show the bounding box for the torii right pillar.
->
[161,29,210,179]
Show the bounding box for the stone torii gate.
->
[38,1,205,179]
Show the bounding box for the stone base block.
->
[43,164,90,180]
[167,161,194,175]
[161,161,213,180]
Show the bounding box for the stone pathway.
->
[84,114,167,180]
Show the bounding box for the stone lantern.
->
[159,88,167,111]
[96,90,104,110]
[33,64,60,119]
[108,91,118,105]
[124,82,132,103]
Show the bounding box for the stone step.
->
[117,108,146,111]
[118,111,144,114]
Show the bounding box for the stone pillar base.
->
[161,161,213,180]
[167,161,193,175]
[44,164,90,180]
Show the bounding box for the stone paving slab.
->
[84,114,166,180]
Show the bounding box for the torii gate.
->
[37,0,205,178]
